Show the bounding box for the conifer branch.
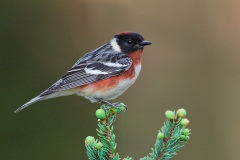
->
[85,104,190,160]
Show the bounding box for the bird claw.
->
[102,102,124,110]
[113,102,127,111]
[95,97,127,112]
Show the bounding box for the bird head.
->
[110,32,152,53]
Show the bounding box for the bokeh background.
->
[1,0,240,159]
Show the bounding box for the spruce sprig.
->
[85,103,126,160]
[85,104,190,160]
[142,109,190,160]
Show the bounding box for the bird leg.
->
[95,98,125,110]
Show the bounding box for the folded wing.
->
[40,50,132,96]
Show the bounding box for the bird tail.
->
[14,87,77,113]
[14,80,61,113]
[14,96,44,113]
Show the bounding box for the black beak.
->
[140,40,152,46]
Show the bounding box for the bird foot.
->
[95,98,127,111]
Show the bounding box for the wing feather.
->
[40,45,132,96]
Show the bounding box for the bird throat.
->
[128,49,143,65]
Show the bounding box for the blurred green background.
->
[1,0,240,159]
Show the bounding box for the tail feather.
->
[14,96,43,113]
[14,88,77,113]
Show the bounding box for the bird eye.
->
[127,40,132,44]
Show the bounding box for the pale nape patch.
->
[110,38,121,52]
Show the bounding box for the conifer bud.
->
[165,110,175,120]
[182,128,190,136]
[85,136,95,144]
[177,108,187,118]
[180,118,190,126]
[95,109,106,119]
[95,142,103,149]
[180,135,189,140]
[157,132,164,139]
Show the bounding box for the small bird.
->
[14,32,152,113]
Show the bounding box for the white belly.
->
[77,64,141,102]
